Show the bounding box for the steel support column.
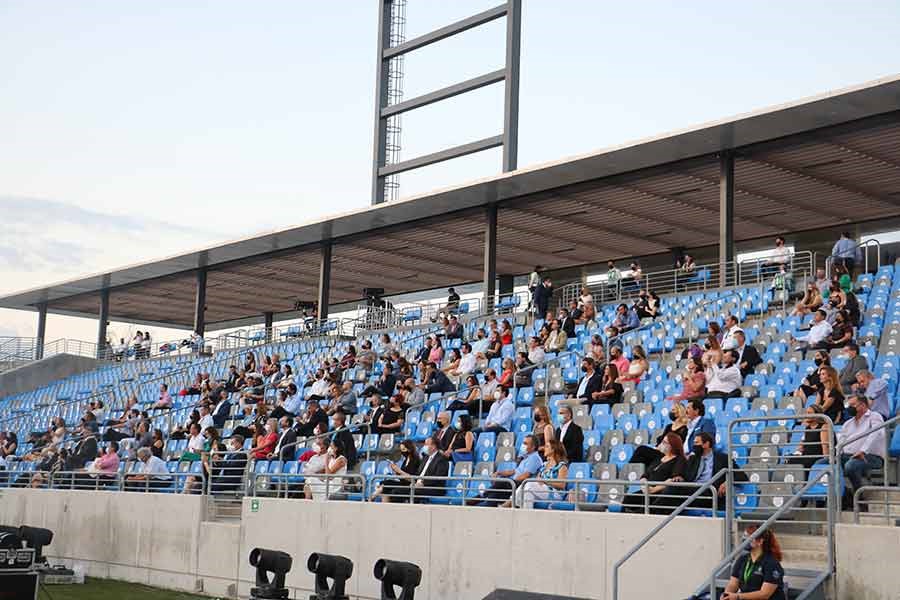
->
[318,242,332,320]
[719,151,735,288]
[97,289,109,359]
[264,312,274,343]
[35,302,47,360]
[370,0,393,205]
[194,268,207,336]
[483,204,498,310]
[499,274,514,301]
[502,0,522,172]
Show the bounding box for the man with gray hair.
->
[125,447,171,491]
[854,370,891,420]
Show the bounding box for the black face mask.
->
[814,358,824,367]
[581,366,588,373]
[670,413,678,423]
[694,444,704,454]
[846,406,858,418]
[704,344,711,350]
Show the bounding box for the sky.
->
[2,0,900,344]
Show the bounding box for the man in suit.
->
[533,277,553,319]
[361,393,385,435]
[210,388,232,428]
[295,400,329,437]
[413,435,449,502]
[270,416,298,462]
[733,331,762,378]
[655,432,747,512]
[445,315,464,340]
[212,435,249,493]
[423,362,455,394]
[330,410,357,468]
[555,405,584,462]
[558,307,576,338]
[434,411,457,453]
[572,357,604,406]
[684,398,717,450]
[66,432,98,471]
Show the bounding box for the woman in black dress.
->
[630,403,690,467]
[623,432,687,513]
[796,351,829,402]
[587,363,624,407]
[816,366,844,425]
[376,394,406,435]
[371,440,421,503]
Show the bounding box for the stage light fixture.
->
[306,552,353,600]
[249,547,293,600]
[17,526,52,566]
[373,558,422,600]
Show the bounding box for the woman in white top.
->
[304,439,348,500]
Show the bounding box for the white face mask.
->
[493,391,502,401]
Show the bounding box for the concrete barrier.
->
[0,489,724,599]
[836,523,900,600]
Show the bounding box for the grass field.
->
[38,577,213,600]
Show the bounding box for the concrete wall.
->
[836,523,900,600]
[0,489,723,600]
[0,353,101,398]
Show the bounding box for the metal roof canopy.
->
[3,74,900,330]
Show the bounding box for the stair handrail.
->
[697,468,830,600]
[610,467,727,600]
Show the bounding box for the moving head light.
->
[249,547,293,600]
[307,552,353,600]
[373,558,422,600]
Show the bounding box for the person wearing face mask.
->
[467,434,542,508]
[206,435,247,493]
[655,432,747,513]
[704,350,742,399]
[666,357,706,403]
[826,309,852,349]
[683,398,717,450]
[475,386,514,433]
[480,369,499,408]
[251,418,279,460]
[531,406,555,455]
[623,432,686,513]
[304,440,348,501]
[608,346,630,378]
[377,395,406,435]
[371,440,422,503]
[838,343,867,391]
[330,411,357,468]
[720,526,786,600]
[631,403,690,468]
[413,435,450,503]
[836,394,885,510]
[543,319,568,353]
[795,351,830,402]
[555,405,583,462]
[566,357,603,407]
[434,412,457,453]
[703,334,724,366]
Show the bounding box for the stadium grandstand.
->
[3,9,900,600]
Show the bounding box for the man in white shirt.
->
[527,337,545,365]
[477,386,514,433]
[792,309,832,354]
[307,370,330,400]
[705,350,743,398]
[720,315,741,351]
[471,329,490,357]
[198,404,214,431]
[450,343,477,378]
[838,395,885,508]
[767,236,791,270]
[126,447,171,491]
[481,370,499,404]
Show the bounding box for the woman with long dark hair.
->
[623,432,686,513]
[721,526,786,600]
[371,440,422,503]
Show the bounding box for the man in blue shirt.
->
[854,370,891,420]
[831,231,859,274]
[468,435,542,507]
[475,386,514,433]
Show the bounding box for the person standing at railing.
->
[837,395,886,510]
[831,231,860,276]
[533,277,554,321]
[720,526,786,600]
[528,266,542,312]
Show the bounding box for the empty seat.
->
[602,429,625,449]
[748,444,779,467]
[586,445,607,465]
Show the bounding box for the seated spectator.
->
[828,309,853,349]
[356,341,377,371]
[470,328,490,357]
[90,441,121,477]
[306,369,331,400]
[555,405,583,462]
[609,344,629,374]
[796,351,830,401]
[544,320,568,353]
[448,343,476,379]
[704,350,742,398]
[153,383,173,409]
[296,399,329,437]
[500,319,514,345]
[275,364,295,389]
[666,356,706,403]
[792,309,832,354]
[837,394,885,509]
[377,394,406,435]
[513,352,533,388]
[428,335,445,365]
[483,331,503,360]
[269,383,303,420]
[402,377,425,406]
[734,331,762,378]
[480,369,499,407]
[444,315,463,340]
[442,348,461,374]
[378,333,395,359]
[815,366,845,425]
[339,345,357,370]
[527,337,545,365]
[558,308,576,338]
[468,434,542,508]
[570,356,602,405]
[446,375,483,416]
[685,398,717,449]
[475,386,514,433]
[66,430,99,471]
[792,282,823,317]
[537,324,551,347]
[654,432,746,512]
[125,447,171,492]
[0,431,18,459]
[251,419,278,460]
[708,321,723,346]
[634,290,658,320]
[589,363,623,407]
[412,435,450,503]
[838,342,867,390]
[269,416,298,462]
[517,439,569,509]
[150,428,165,459]
[588,334,605,365]
[198,404,214,431]
[612,303,640,332]
[371,440,421,503]
[853,370,891,420]
[206,435,246,493]
[497,358,516,388]
[623,432,687,513]
[721,527,786,600]
[447,414,475,463]
[169,409,200,441]
[330,410,357,468]
[703,334,724,365]
[304,439,348,501]
[720,316,742,351]
[617,345,648,383]
[631,403,690,467]
[327,381,358,416]
[578,288,595,322]
[531,405,555,453]
[422,362,454,394]
[302,438,329,477]
[360,394,385,436]
[786,405,831,476]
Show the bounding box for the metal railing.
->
[611,468,728,600]
[250,470,365,501]
[853,485,900,524]
[832,413,899,510]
